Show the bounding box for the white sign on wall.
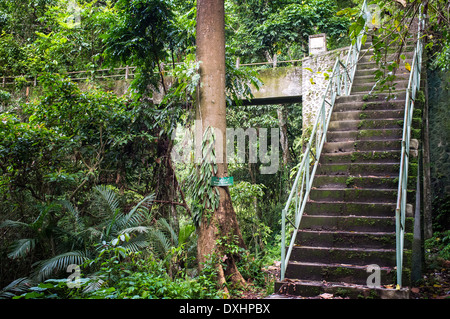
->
[309,34,327,55]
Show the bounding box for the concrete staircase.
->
[275,37,416,299]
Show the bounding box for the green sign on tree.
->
[211,176,234,187]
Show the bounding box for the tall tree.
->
[195,0,246,292]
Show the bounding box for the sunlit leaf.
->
[405,62,411,72]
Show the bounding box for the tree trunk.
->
[155,135,179,232]
[277,105,290,165]
[196,0,246,292]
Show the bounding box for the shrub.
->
[425,230,450,269]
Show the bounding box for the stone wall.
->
[301,47,349,129]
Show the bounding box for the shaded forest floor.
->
[409,261,450,299]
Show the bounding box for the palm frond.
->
[94,185,120,216]
[33,251,89,282]
[61,200,84,232]
[150,229,171,258]
[52,226,87,254]
[157,218,178,246]
[123,239,150,252]
[117,194,155,229]
[84,226,103,241]
[82,277,105,293]
[178,223,196,246]
[121,207,148,227]
[94,185,124,239]
[0,219,30,229]
[0,277,33,299]
[119,226,151,235]
[31,201,60,229]
[126,193,155,219]
[7,238,36,259]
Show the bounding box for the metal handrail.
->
[280,0,369,281]
[395,5,425,288]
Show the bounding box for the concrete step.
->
[274,280,410,298]
[327,129,403,142]
[304,201,396,217]
[351,81,409,93]
[333,100,405,112]
[283,261,396,286]
[289,246,396,267]
[295,229,399,249]
[359,52,414,64]
[299,215,398,233]
[313,175,399,189]
[356,61,409,71]
[320,150,401,164]
[361,42,415,51]
[316,162,399,176]
[335,92,406,103]
[309,188,398,203]
[354,68,411,78]
[352,73,411,83]
[356,57,413,69]
[322,139,401,153]
[328,119,406,131]
[330,109,404,121]
[352,75,410,85]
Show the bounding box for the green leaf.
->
[336,8,349,16]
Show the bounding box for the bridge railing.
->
[280,0,369,281]
[0,66,138,88]
[395,5,425,288]
[235,57,302,69]
[1,57,303,88]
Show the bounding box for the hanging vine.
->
[186,126,220,227]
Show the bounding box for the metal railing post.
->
[281,208,286,281]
